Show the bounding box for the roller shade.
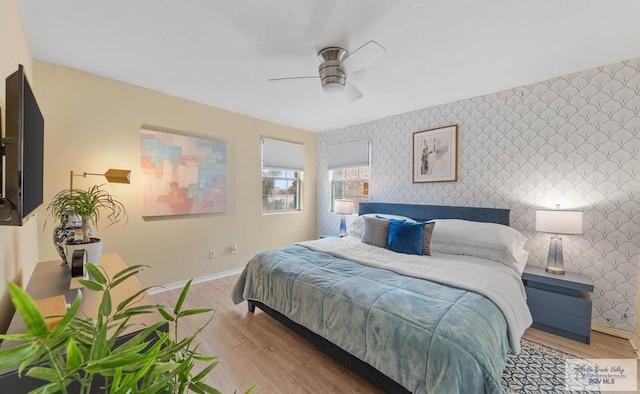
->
[262,138,305,171]
[328,140,370,170]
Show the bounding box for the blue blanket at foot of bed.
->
[232,245,510,394]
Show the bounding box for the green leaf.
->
[174,279,193,315]
[113,264,148,280]
[111,322,165,354]
[193,360,220,382]
[245,384,257,394]
[65,338,84,370]
[196,382,224,394]
[188,383,208,394]
[116,287,155,312]
[86,332,167,371]
[158,308,175,322]
[8,283,48,338]
[85,263,107,284]
[112,304,158,321]
[78,279,103,291]
[25,366,59,382]
[178,308,213,318]
[134,360,187,394]
[27,381,64,394]
[0,343,35,371]
[90,324,108,361]
[111,270,143,289]
[0,332,35,341]
[193,354,218,362]
[100,290,112,316]
[49,289,83,337]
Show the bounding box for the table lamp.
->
[334,199,353,237]
[535,207,583,275]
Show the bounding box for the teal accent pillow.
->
[387,219,426,255]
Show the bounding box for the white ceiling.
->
[15,0,640,133]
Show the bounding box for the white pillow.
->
[429,219,529,272]
[348,213,416,239]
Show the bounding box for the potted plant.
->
[47,185,127,265]
[0,263,254,393]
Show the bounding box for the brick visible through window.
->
[330,166,369,212]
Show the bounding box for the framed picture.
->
[412,124,458,183]
[140,128,228,217]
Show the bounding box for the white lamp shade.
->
[535,210,583,235]
[334,199,353,215]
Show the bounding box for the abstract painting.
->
[140,128,227,216]
[412,124,458,183]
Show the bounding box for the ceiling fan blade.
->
[268,76,319,83]
[344,82,363,102]
[341,40,386,74]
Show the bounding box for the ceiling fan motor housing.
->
[318,47,347,92]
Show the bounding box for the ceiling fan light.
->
[322,82,345,94]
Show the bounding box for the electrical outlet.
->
[230,243,238,255]
[208,250,215,260]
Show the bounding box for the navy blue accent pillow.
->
[387,219,426,255]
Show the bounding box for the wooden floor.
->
[153,274,638,393]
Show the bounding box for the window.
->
[262,138,304,212]
[262,169,301,211]
[330,166,369,211]
[328,140,370,212]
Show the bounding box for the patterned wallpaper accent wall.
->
[317,59,640,331]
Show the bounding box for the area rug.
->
[501,339,599,393]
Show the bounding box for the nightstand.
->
[522,265,594,344]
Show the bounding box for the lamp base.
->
[545,266,566,275]
[339,215,347,237]
[545,235,566,275]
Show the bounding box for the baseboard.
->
[592,323,634,339]
[147,267,243,295]
[630,334,640,359]
[592,324,640,358]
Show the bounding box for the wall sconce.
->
[70,168,131,190]
[334,199,353,237]
[535,206,583,275]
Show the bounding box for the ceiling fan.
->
[268,40,386,102]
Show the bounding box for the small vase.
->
[53,211,92,264]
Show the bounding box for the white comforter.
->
[298,236,533,354]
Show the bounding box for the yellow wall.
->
[33,61,317,287]
[0,0,40,333]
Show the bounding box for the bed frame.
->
[247,202,511,392]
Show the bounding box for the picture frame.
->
[412,124,458,183]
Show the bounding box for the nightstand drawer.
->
[525,286,591,319]
[528,305,591,337]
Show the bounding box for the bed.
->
[232,203,532,393]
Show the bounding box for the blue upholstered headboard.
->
[358,202,510,225]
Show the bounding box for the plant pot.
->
[52,210,83,263]
[65,238,103,267]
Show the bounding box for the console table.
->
[0,253,165,391]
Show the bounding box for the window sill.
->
[262,210,303,215]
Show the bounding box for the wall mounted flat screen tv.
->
[0,64,44,226]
